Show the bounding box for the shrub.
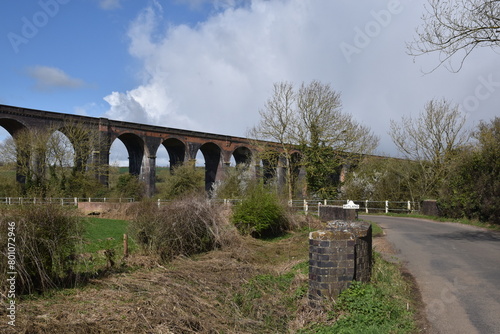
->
[115,173,146,199]
[232,184,289,238]
[0,205,83,294]
[439,118,500,224]
[212,165,253,199]
[128,196,234,262]
[156,164,204,199]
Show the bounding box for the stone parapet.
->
[318,205,357,221]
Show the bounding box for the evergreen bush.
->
[232,184,289,238]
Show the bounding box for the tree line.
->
[0,0,498,224]
[0,87,497,224]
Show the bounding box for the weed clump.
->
[0,205,83,295]
[128,195,235,262]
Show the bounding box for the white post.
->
[74,197,78,206]
[157,198,161,207]
[318,202,322,216]
[324,199,327,205]
[365,200,369,214]
[385,200,389,214]
[304,199,308,215]
[408,200,411,212]
[8,197,11,205]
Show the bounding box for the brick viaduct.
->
[0,104,304,196]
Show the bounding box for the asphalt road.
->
[361,215,500,334]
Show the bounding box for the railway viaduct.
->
[0,104,302,196]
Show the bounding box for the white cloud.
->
[175,0,248,11]
[104,0,500,155]
[98,0,121,10]
[26,66,85,92]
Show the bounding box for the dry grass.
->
[2,212,326,334]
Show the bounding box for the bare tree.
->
[248,82,297,200]
[251,80,379,199]
[0,121,105,197]
[295,81,379,198]
[409,0,500,71]
[296,81,379,156]
[389,98,471,199]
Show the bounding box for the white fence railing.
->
[0,197,135,206]
[288,199,420,215]
[0,197,420,214]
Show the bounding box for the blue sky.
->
[1,0,211,116]
[1,0,499,164]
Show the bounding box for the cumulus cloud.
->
[26,66,85,92]
[105,0,340,132]
[103,0,500,155]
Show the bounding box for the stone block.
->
[319,205,358,221]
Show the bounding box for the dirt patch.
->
[373,234,397,258]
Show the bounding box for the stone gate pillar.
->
[308,221,372,308]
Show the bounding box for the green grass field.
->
[80,217,137,269]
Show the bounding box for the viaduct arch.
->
[0,104,302,196]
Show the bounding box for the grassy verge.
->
[370,221,384,237]
[371,212,500,231]
[300,252,417,334]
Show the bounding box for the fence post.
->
[157,198,161,207]
[123,234,129,258]
[304,199,308,215]
[318,202,322,216]
[324,199,327,205]
[385,200,389,214]
[407,200,411,212]
[365,200,368,214]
